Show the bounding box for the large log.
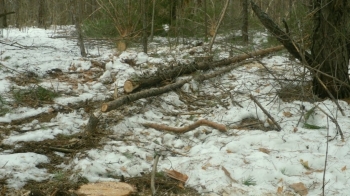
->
[101,60,253,112]
[124,45,285,93]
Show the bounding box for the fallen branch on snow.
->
[101,60,252,112]
[142,119,227,133]
[249,94,282,131]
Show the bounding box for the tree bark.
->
[311,0,350,98]
[251,1,313,66]
[142,0,148,53]
[208,0,230,53]
[124,45,284,93]
[70,0,87,57]
[0,0,6,27]
[102,60,254,112]
[242,0,249,44]
[38,0,46,28]
[150,0,156,41]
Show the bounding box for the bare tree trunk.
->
[0,0,6,28]
[142,0,148,53]
[311,0,350,98]
[242,0,249,44]
[38,0,46,28]
[149,0,156,41]
[204,0,208,41]
[208,0,230,53]
[70,0,87,57]
[252,0,350,99]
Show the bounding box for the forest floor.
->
[0,26,350,196]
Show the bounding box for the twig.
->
[48,147,75,153]
[208,0,230,53]
[0,62,21,74]
[143,119,227,133]
[249,94,282,131]
[315,105,344,141]
[322,117,329,196]
[151,153,160,196]
[315,76,345,116]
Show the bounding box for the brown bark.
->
[103,60,255,112]
[208,0,230,53]
[124,45,284,93]
[142,119,227,133]
[71,0,87,57]
[38,0,46,28]
[0,12,15,19]
[251,1,313,66]
[85,113,99,132]
[103,78,191,112]
[311,0,350,98]
[142,0,148,53]
[251,0,350,99]
[242,0,249,44]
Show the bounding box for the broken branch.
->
[249,94,282,131]
[142,119,227,133]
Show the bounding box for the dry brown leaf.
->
[178,182,185,189]
[267,118,274,126]
[341,165,347,172]
[277,186,283,194]
[277,178,283,183]
[202,163,212,170]
[221,166,238,183]
[283,111,293,117]
[183,145,192,152]
[120,166,127,172]
[74,182,135,196]
[289,182,308,196]
[293,127,298,132]
[243,159,250,164]
[226,149,233,153]
[164,169,188,183]
[47,107,55,113]
[300,159,310,170]
[259,148,270,154]
[146,155,153,162]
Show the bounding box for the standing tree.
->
[38,0,47,28]
[251,0,350,99]
[310,0,350,98]
[242,0,249,44]
[142,0,148,53]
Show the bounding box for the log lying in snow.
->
[101,60,252,112]
[102,78,192,112]
[124,45,285,93]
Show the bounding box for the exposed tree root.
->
[142,119,227,133]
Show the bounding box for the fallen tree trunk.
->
[101,60,252,112]
[124,45,285,93]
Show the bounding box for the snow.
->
[1,26,350,195]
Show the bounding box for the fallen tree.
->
[101,60,253,112]
[124,45,285,93]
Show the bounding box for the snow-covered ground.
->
[1,26,350,195]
